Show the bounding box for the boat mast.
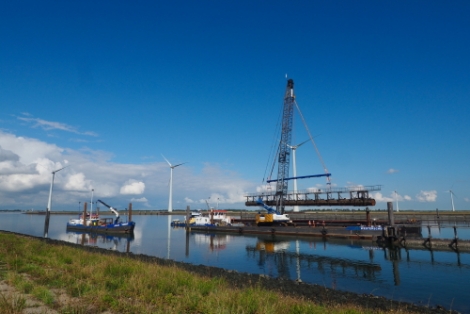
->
[276,79,295,214]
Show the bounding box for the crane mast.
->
[276,79,295,214]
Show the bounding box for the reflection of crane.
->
[97,200,120,223]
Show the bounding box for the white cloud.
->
[17,115,97,136]
[256,184,272,193]
[393,192,412,202]
[130,197,148,203]
[64,173,91,191]
[416,190,437,202]
[120,180,145,195]
[370,192,394,203]
[184,197,195,203]
[387,168,399,174]
[0,130,264,210]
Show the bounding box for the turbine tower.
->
[394,190,399,212]
[449,190,455,212]
[287,139,309,212]
[162,155,186,212]
[44,165,68,238]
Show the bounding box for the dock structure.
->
[245,185,381,207]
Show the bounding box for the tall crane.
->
[246,79,378,209]
[275,79,295,214]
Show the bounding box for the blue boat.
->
[66,199,135,234]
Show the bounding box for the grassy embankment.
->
[0,232,425,314]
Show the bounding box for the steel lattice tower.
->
[276,79,295,214]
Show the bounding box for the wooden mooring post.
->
[378,202,406,246]
[185,206,190,230]
[423,225,432,248]
[449,225,459,249]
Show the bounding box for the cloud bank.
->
[0,130,255,210]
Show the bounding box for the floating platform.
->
[245,185,381,207]
[183,224,470,252]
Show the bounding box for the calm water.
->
[1,212,469,313]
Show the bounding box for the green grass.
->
[0,292,27,314]
[0,232,420,313]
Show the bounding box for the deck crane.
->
[97,200,120,224]
[255,198,292,226]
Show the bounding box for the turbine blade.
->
[161,154,172,167]
[53,165,69,174]
[173,162,187,168]
[296,139,310,148]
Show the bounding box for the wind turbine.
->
[44,165,68,238]
[286,139,309,212]
[448,190,456,212]
[394,190,399,212]
[162,155,186,212]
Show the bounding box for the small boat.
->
[67,199,135,234]
[170,210,233,227]
[170,211,202,227]
[193,210,233,226]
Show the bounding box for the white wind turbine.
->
[44,165,68,238]
[162,155,187,212]
[394,190,399,212]
[287,139,309,212]
[448,190,456,212]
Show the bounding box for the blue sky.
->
[1,0,469,211]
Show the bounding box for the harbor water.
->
[1,212,469,313]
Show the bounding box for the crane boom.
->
[256,198,279,214]
[97,199,120,223]
[275,79,295,214]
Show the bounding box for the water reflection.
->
[65,231,134,252]
[246,236,382,283]
[193,233,231,251]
